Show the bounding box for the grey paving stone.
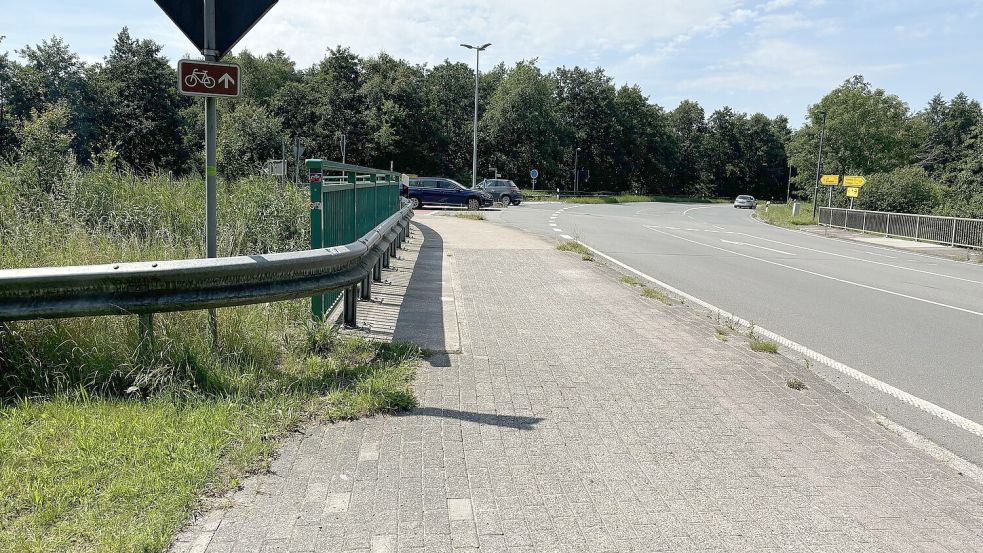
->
[172,216,983,552]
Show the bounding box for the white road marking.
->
[720,239,795,256]
[561,234,573,240]
[727,231,983,286]
[574,237,983,441]
[553,228,563,232]
[549,223,557,227]
[682,206,716,217]
[866,251,897,259]
[646,226,983,319]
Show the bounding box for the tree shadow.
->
[403,407,544,431]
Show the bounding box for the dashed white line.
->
[561,234,573,240]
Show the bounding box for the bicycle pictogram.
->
[184,69,216,89]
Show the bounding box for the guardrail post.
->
[139,313,154,349]
[360,274,372,301]
[307,159,325,321]
[383,249,391,268]
[344,285,357,327]
[373,258,383,282]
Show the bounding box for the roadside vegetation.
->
[0,163,422,552]
[557,241,594,261]
[454,213,486,221]
[522,191,729,205]
[754,202,818,229]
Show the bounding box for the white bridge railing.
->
[819,207,983,250]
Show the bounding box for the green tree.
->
[789,76,916,199]
[217,101,284,179]
[481,61,565,188]
[554,66,621,191]
[227,49,298,106]
[360,54,429,173]
[422,61,475,181]
[15,102,75,193]
[613,85,676,194]
[98,28,190,172]
[670,100,710,196]
[914,93,982,179]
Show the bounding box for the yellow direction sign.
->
[846,187,860,198]
[843,176,866,187]
[821,175,840,186]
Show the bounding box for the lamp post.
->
[812,110,828,219]
[573,147,581,195]
[460,42,491,189]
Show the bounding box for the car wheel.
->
[467,197,480,211]
[410,197,421,209]
[500,195,511,207]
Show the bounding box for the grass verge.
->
[519,191,729,205]
[557,241,593,262]
[749,336,779,354]
[454,213,486,221]
[0,313,421,553]
[754,202,817,229]
[641,287,673,305]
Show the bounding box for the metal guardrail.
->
[819,207,983,250]
[0,201,413,324]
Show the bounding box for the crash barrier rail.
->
[819,207,983,250]
[0,161,412,337]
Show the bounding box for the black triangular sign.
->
[155,0,278,60]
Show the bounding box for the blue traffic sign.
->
[530,169,539,179]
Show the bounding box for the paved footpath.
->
[174,214,983,552]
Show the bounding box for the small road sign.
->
[178,60,240,97]
[530,169,539,179]
[843,176,866,187]
[821,175,840,186]
[846,186,860,198]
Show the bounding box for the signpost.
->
[843,176,866,187]
[530,169,539,191]
[820,175,841,186]
[156,0,278,343]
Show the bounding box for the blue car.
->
[406,178,493,210]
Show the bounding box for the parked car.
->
[477,179,524,206]
[734,195,757,209]
[406,178,493,210]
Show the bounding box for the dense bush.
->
[856,167,941,214]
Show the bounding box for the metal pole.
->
[472,49,480,190]
[787,165,792,203]
[139,313,154,349]
[203,0,219,345]
[360,274,372,301]
[344,286,357,327]
[812,111,827,219]
[574,148,580,195]
[373,257,383,282]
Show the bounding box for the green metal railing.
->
[306,159,403,320]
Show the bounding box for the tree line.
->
[1,30,982,216]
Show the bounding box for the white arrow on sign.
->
[721,239,795,256]
[218,73,236,88]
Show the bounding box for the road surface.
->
[489,201,983,464]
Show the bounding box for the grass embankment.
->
[521,190,728,205]
[0,163,421,552]
[754,202,817,229]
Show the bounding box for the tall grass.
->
[0,161,420,552]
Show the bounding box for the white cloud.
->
[231,0,739,69]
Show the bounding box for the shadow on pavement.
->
[405,407,545,431]
[393,220,452,367]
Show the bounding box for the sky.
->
[2,0,982,127]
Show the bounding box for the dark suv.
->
[406,178,493,210]
[478,179,524,206]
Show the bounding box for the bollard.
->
[344,285,358,327]
[373,257,383,282]
[360,274,372,301]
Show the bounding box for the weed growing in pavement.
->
[621,276,643,287]
[747,324,779,353]
[641,287,673,305]
[557,241,593,261]
[715,326,732,338]
[454,213,485,221]
[786,378,808,391]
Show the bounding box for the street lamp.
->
[461,42,492,189]
[573,147,581,194]
[812,110,828,219]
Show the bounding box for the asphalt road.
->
[492,201,983,464]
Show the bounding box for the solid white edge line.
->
[575,238,983,441]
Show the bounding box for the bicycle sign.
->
[178,60,240,98]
